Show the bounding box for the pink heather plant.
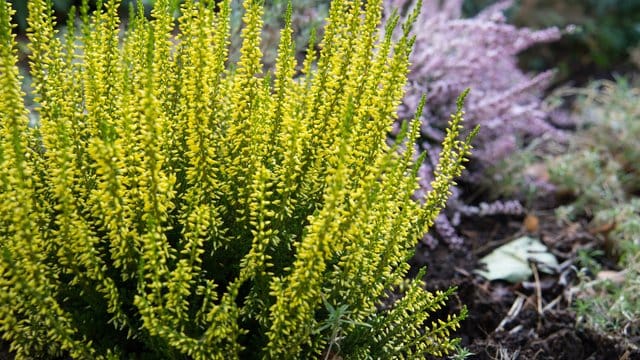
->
[384,0,566,248]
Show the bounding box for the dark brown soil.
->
[414,211,640,360]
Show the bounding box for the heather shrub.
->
[0,0,473,358]
[496,77,640,345]
[493,78,640,243]
[552,78,640,346]
[382,0,564,248]
[547,79,640,248]
[574,247,640,349]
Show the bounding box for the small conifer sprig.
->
[0,0,474,358]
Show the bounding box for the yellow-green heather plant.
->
[0,0,475,358]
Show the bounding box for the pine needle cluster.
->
[0,0,474,358]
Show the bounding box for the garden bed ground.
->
[414,209,640,360]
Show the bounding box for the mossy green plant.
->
[494,77,640,350]
[547,79,640,247]
[547,79,640,347]
[0,0,474,358]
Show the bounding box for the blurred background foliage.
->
[508,0,640,85]
[8,0,329,70]
[463,0,640,84]
[8,0,640,84]
[8,0,155,31]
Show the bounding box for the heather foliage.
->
[548,79,640,249]
[387,0,562,165]
[0,0,472,358]
[494,79,640,244]
[574,250,640,351]
[493,78,640,343]
[547,78,640,346]
[383,0,563,248]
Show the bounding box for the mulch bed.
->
[415,210,640,359]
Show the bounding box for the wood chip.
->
[596,270,626,284]
[524,214,540,233]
